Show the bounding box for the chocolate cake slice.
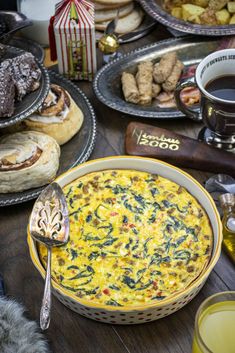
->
[0,52,41,117]
[10,53,41,101]
[0,67,15,117]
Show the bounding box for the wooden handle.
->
[125,122,235,177]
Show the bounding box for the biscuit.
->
[95,8,144,34]
[95,2,134,23]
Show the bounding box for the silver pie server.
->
[29,182,69,330]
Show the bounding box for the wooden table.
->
[0,25,234,353]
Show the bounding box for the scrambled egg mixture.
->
[39,170,213,307]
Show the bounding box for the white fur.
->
[0,298,50,353]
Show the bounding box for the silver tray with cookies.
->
[0,70,96,207]
[93,36,233,119]
[0,45,50,128]
[139,0,235,36]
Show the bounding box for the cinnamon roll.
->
[8,84,84,145]
[0,131,60,193]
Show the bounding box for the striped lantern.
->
[49,0,97,81]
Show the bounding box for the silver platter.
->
[0,45,50,128]
[0,70,97,207]
[93,36,220,119]
[139,0,235,36]
[8,36,44,63]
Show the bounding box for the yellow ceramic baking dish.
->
[27,156,222,324]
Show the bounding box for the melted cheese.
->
[39,170,213,307]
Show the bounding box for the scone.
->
[95,8,144,33]
[0,131,60,193]
[6,84,84,146]
[95,0,132,5]
[95,2,134,22]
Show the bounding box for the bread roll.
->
[0,131,60,193]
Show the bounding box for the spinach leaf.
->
[150,188,159,197]
[122,275,136,289]
[88,251,99,261]
[174,235,187,247]
[109,284,120,291]
[70,249,78,260]
[151,295,166,300]
[124,200,144,214]
[86,214,92,223]
[174,250,191,263]
[106,299,122,307]
[148,214,156,224]
[135,280,153,291]
[94,204,109,220]
[123,215,128,224]
[150,253,162,266]
[68,266,94,280]
[70,203,89,217]
[92,237,118,248]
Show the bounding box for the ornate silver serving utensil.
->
[29,182,69,330]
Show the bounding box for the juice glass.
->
[192,292,235,353]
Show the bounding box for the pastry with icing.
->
[0,131,60,193]
[9,84,84,145]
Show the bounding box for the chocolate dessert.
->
[0,67,15,117]
[11,53,41,100]
[0,52,41,117]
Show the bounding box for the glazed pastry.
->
[10,84,84,145]
[121,72,140,104]
[0,131,60,193]
[136,61,153,105]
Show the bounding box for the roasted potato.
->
[192,0,209,8]
[230,13,235,23]
[215,9,230,24]
[171,7,182,18]
[182,4,205,23]
[227,2,235,13]
[208,0,229,11]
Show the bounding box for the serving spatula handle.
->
[125,122,235,177]
[40,247,52,331]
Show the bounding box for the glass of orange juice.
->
[192,291,235,353]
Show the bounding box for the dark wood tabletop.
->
[0,25,234,353]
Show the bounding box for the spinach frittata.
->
[39,170,213,307]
